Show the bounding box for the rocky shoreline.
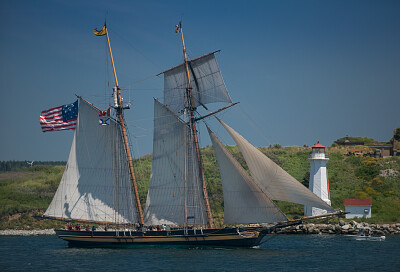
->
[0,229,55,236]
[1,221,399,236]
[272,220,400,235]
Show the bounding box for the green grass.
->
[0,165,65,229]
[1,147,400,229]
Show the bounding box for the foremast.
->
[96,24,144,226]
[178,23,214,228]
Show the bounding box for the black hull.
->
[55,227,266,248]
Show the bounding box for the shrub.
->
[355,165,379,181]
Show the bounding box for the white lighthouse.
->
[304,141,331,216]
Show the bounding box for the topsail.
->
[163,52,232,114]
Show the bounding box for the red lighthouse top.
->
[312,141,325,149]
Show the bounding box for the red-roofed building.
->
[344,198,372,219]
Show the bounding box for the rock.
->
[312,229,320,234]
[339,220,345,226]
[348,230,358,235]
[341,224,350,230]
[349,220,357,226]
[383,224,390,230]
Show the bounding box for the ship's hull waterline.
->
[55,227,266,248]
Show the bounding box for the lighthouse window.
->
[364,209,369,214]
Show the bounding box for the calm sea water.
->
[1,234,399,271]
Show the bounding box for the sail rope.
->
[108,26,164,72]
[120,73,162,90]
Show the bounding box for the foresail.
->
[217,118,335,212]
[208,128,288,224]
[144,100,207,226]
[44,98,138,224]
[164,52,232,115]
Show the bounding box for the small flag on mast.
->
[99,107,111,126]
[98,108,110,117]
[40,100,78,132]
[94,25,107,36]
[99,118,110,126]
[175,22,181,33]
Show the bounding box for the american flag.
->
[40,100,78,132]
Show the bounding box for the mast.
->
[100,24,145,226]
[178,23,214,228]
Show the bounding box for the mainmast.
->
[177,22,214,228]
[95,24,144,226]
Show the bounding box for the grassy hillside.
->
[0,166,65,229]
[1,147,400,229]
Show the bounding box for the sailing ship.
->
[43,23,340,247]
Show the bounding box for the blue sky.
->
[1,0,399,161]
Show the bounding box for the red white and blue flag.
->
[98,107,111,126]
[40,100,78,132]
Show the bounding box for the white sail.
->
[217,118,335,212]
[144,100,207,226]
[164,52,232,115]
[44,98,138,224]
[208,128,288,224]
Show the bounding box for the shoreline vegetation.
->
[1,144,399,231]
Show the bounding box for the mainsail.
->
[163,52,232,115]
[144,100,207,226]
[217,118,335,212]
[44,98,138,224]
[208,128,288,224]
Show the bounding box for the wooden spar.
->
[104,26,144,226]
[179,25,196,109]
[283,211,345,225]
[157,50,221,76]
[179,24,214,228]
[194,102,239,122]
[38,215,130,226]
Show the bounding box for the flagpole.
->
[100,25,145,227]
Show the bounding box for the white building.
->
[304,141,331,216]
[344,199,372,219]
